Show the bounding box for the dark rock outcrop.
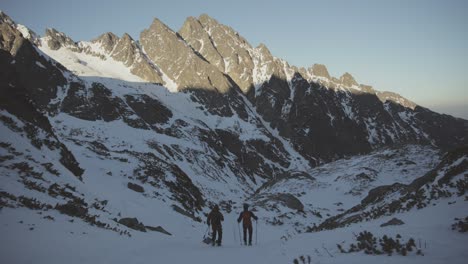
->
[0,28,83,179]
[380,217,405,227]
[118,217,146,232]
[125,94,172,125]
[55,201,88,218]
[127,182,144,193]
[254,193,304,212]
[145,225,172,235]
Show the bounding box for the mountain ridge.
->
[0,10,467,264]
[1,11,466,163]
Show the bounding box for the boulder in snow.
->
[127,182,144,193]
[118,217,146,232]
[380,217,405,227]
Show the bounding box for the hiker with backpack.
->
[237,203,258,246]
[207,204,224,246]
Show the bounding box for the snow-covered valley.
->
[1,145,466,264]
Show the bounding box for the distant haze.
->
[426,102,468,120]
[2,0,467,119]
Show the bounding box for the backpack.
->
[210,211,223,226]
[242,211,252,226]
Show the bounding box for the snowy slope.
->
[38,38,144,82]
[1,148,466,264]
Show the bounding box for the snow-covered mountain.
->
[0,11,467,264]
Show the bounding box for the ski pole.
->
[233,223,236,244]
[256,220,258,245]
[238,223,242,246]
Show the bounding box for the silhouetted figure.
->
[207,204,224,246]
[237,203,258,246]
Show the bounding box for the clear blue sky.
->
[2,0,467,119]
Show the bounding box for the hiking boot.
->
[217,241,221,246]
[248,241,252,246]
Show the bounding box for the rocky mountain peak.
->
[180,17,208,44]
[182,16,200,29]
[376,91,417,109]
[0,12,38,47]
[109,32,164,84]
[117,33,136,48]
[250,43,281,91]
[45,28,78,50]
[359,84,375,93]
[141,17,233,92]
[0,13,21,53]
[340,72,358,87]
[121,33,132,41]
[179,16,225,72]
[179,13,254,93]
[310,64,331,79]
[198,13,218,27]
[147,18,173,34]
[92,32,119,53]
[256,43,272,57]
[0,10,14,25]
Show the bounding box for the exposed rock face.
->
[127,182,144,193]
[310,64,331,79]
[145,225,172,235]
[0,12,39,45]
[0,17,83,179]
[141,18,233,93]
[176,15,467,160]
[118,217,146,232]
[179,14,255,93]
[0,14,27,56]
[41,28,165,84]
[56,201,88,218]
[93,33,164,84]
[178,16,225,72]
[340,72,358,87]
[256,193,304,211]
[124,94,172,125]
[380,217,405,227]
[92,32,119,53]
[376,91,416,109]
[0,16,67,111]
[45,28,79,51]
[359,84,374,93]
[61,81,155,129]
[250,44,287,93]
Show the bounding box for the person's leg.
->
[242,225,247,245]
[211,226,217,245]
[217,226,222,245]
[248,225,253,245]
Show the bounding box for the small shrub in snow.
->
[455,177,467,196]
[451,217,468,233]
[337,231,421,257]
[19,196,51,210]
[292,255,311,264]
